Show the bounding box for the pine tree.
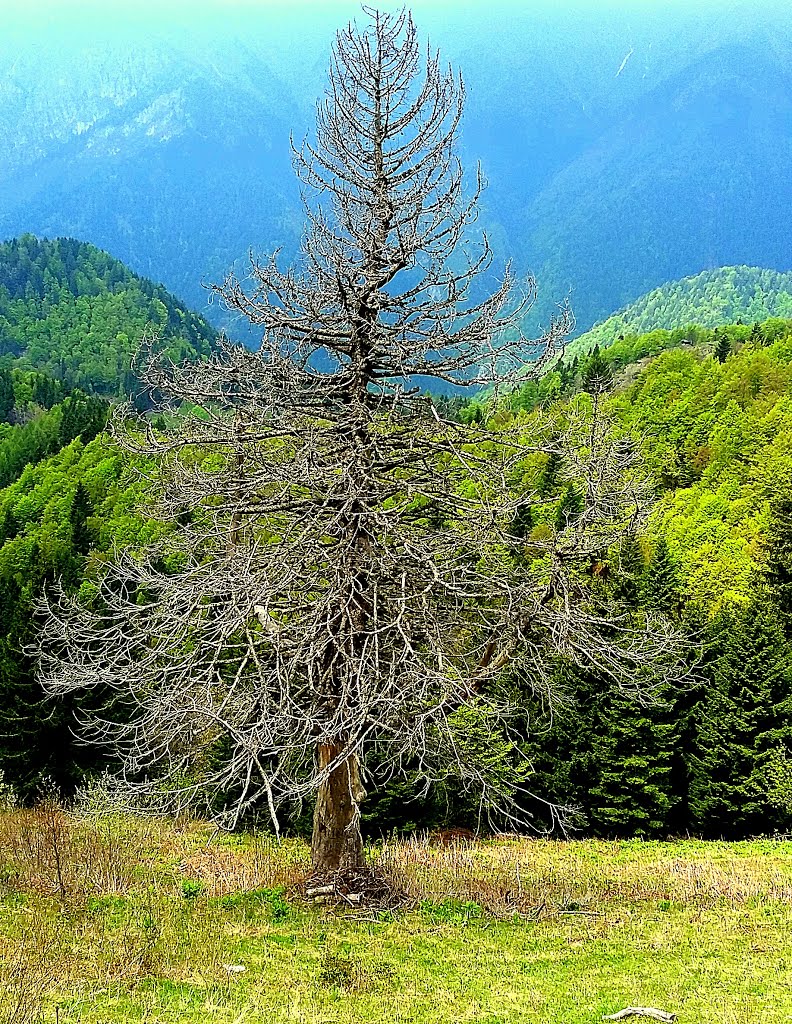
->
[714,329,731,364]
[749,322,764,347]
[587,681,677,837]
[764,495,792,621]
[69,482,94,556]
[643,537,680,616]
[613,534,646,607]
[555,483,583,531]
[688,602,792,837]
[537,451,562,498]
[37,9,685,875]
[520,665,678,837]
[510,501,535,540]
[0,368,15,424]
[582,344,613,393]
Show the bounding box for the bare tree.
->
[36,8,684,879]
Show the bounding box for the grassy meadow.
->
[1,807,792,1023]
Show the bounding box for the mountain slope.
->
[611,327,792,613]
[507,315,792,614]
[524,42,792,331]
[0,235,215,393]
[567,266,792,356]
[0,33,302,321]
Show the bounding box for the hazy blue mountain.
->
[0,32,304,337]
[526,40,792,331]
[2,2,792,338]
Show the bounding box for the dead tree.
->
[36,8,685,879]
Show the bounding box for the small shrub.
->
[219,886,291,921]
[317,950,395,992]
[87,894,128,916]
[180,878,203,900]
[419,897,482,923]
[318,950,357,988]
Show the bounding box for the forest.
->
[0,237,791,842]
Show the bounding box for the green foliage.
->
[607,320,792,611]
[180,879,204,900]
[613,535,646,607]
[642,538,680,616]
[714,328,731,364]
[569,265,792,357]
[688,602,792,837]
[765,494,792,619]
[509,501,534,540]
[0,235,215,394]
[536,451,562,498]
[581,344,613,393]
[762,746,792,815]
[587,685,678,837]
[522,665,681,838]
[0,367,14,423]
[0,434,160,796]
[554,483,583,531]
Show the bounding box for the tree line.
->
[1,322,791,839]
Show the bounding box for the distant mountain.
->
[525,42,792,331]
[0,235,215,394]
[0,34,302,327]
[2,6,792,335]
[568,266,792,356]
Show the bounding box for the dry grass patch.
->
[178,837,310,897]
[0,804,197,898]
[376,834,792,916]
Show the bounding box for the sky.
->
[1,0,778,56]
[0,0,771,23]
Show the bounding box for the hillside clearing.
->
[1,810,791,1023]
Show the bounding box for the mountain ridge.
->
[3,9,792,332]
[0,234,216,393]
[566,265,792,357]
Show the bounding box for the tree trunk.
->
[311,742,366,876]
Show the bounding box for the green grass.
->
[2,809,792,1022]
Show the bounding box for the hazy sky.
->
[1,0,781,82]
[0,0,770,23]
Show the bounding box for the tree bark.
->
[311,742,366,876]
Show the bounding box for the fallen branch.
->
[305,885,335,898]
[603,1010,677,1022]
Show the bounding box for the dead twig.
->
[603,1009,677,1022]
